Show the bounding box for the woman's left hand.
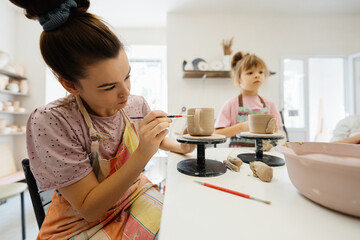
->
[179,142,196,154]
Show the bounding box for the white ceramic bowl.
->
[276,142,360,217]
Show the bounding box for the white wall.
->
[13,14,45,167]
[167,13,360,118]
[0,2,17,57]
[114,27,166,46]
[0,4,45,168]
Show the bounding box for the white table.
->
[159,148,360,240]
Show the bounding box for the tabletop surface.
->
[159,148,360,240]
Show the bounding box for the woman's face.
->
[238,66,265,92]
[76,50,131,117]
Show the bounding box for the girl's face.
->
[76,50,131,117]
[238,66,265,92]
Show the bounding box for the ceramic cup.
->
[0,119,6,129]
[187,108,214,136]
[0,75,9,90]
[5,82,19,93]
[19,80,28,94]
[248,114,276,134]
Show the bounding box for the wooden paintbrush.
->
[194,181,271,205]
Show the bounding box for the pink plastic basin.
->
[276,142,360,217]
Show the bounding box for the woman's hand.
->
[158,127,196,154]
[178,128,196,153]
[137,110,172,159]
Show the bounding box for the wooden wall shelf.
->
[183,70,231,78]
[0,69,27,80]
[0,110,29,115]
[0,89,28,96]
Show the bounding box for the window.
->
[282,57,347,142]
[283,59,305,128]
[308,57,345,141]
[126,45,167,111]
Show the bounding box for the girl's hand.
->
[179,142,196,154]
[237,121,249,133]
[180,128,196,153]
[137,110,172,159]
[275,124,279,132]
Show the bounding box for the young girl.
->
[214,52,282,147]
[10,0,194,239]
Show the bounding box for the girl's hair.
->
[231,52,269,83]
[9,0,122,84]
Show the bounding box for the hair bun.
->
[10,0,90,20]
[231,52,245,69]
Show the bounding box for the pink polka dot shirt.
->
[26,95,151,191]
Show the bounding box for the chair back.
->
[279,110,290,142]
[21,158,53,229]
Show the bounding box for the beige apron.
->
[37,96,163,240]
[229,94,269,148]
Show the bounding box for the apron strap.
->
[238,94,243,107]
[75,95,98,138]
[238,94,267,108]
[119,109,132,125]
[120,109,139,140]
[258,95,267,108]
[74,95,103,155]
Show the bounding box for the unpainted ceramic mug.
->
[187,108,214,136]
[248,114,276,134]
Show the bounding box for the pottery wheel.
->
[182,133,226,141]
[237,132,285,167]
[176,135,227,177]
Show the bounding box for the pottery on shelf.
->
[5,82,19,93]
[3,64,17,74]
[210,60,223,70]
[223,55,231,71]
[197,61,209,71]
[19,80,28,94]
[192,58,207,70]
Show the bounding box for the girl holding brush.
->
[11,0,193,239]
[214,52,283,147]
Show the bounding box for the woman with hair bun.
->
[10,0,194,239]
[214,52,282,147]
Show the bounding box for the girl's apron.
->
[229,94,269,148]
[37,96,163,240]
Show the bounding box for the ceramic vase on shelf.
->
[19,80,28,94]
[0,75,9,90]
[223,55,231,71]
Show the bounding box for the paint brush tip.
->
[194,180,204,185]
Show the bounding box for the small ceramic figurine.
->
[250,161,273,182]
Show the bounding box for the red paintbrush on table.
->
[194,181,271,205]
